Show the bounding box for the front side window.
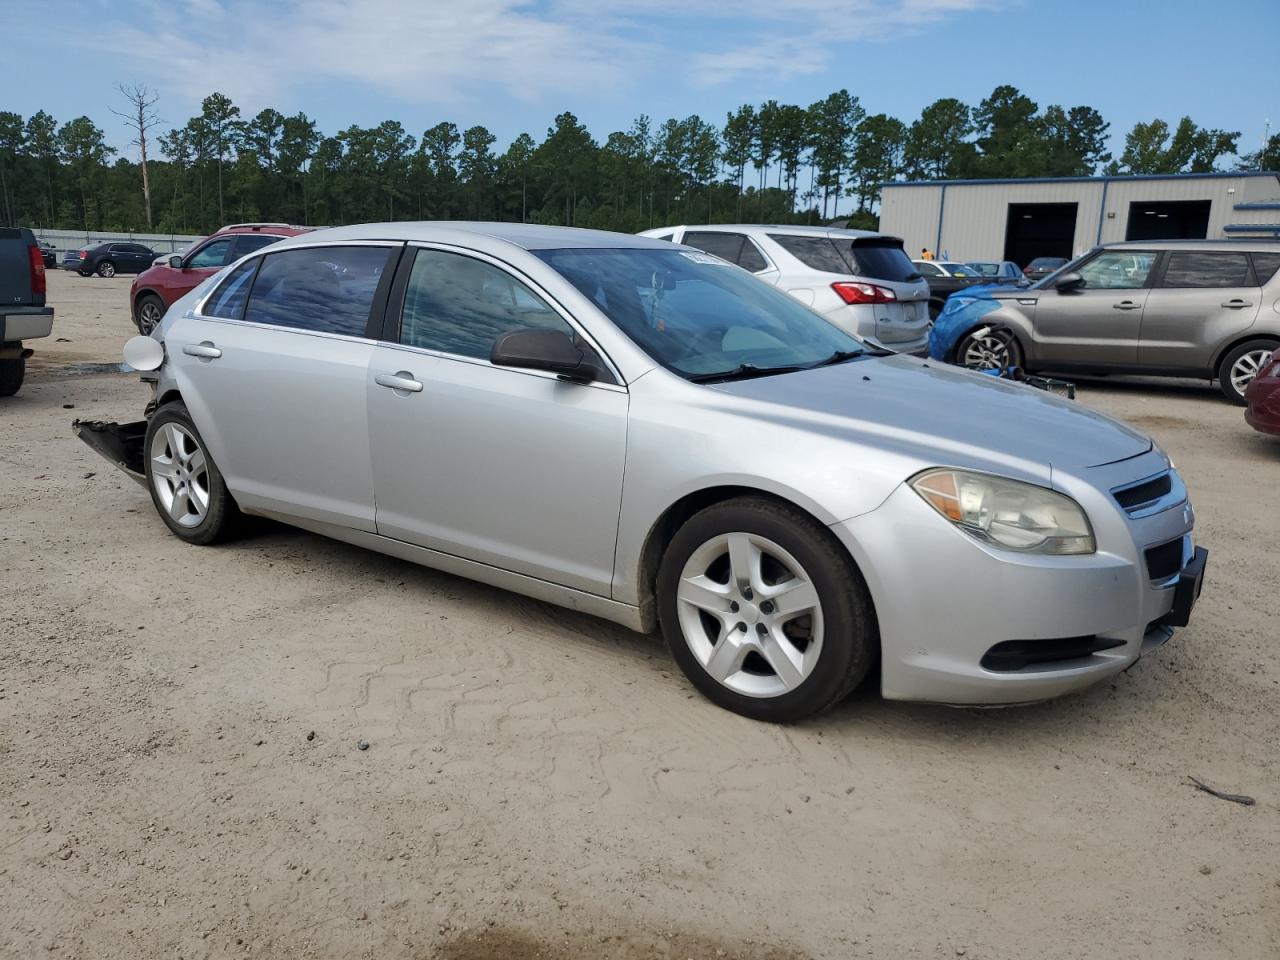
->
[536,247,864,378]
[1077,251,1156,289]
[187,237,234,269]
[1160,252,1251,288]
[399,249,574,359]
[243,245,393,337]
[202,259,259,320]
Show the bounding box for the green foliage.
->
[0,86,1251,235]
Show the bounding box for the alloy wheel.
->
[1230,348,1273,397]
[98,262,115,278]
[675,532,824,698]
[960,330,1015,370]
[150,423,210,528]
[139,300,163,334]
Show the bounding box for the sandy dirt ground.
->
[2,270,1278,959]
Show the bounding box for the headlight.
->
[910,468,1095,555]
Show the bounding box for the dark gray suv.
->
[930,240,1280,403]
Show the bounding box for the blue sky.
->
[6,0,1277,165]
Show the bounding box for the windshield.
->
[535,247,865,378]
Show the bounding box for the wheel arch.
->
[947,320,1029,365]
[633,484,873,633]
[1211,333,1280,377]
[132,286,164,319]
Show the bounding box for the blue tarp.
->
[926,284,1007,361]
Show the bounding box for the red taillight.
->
[80,249,89,260]
[832,281,897,305]
[27,245,46,295]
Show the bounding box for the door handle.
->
[182,342,221,359]
[1221,299,1252,308]
[375,371,423,393]
[1112,301,1141,310]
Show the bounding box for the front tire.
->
[0,357,24,397]
[144,403,240,544]
[657,497,877,722]
[1218,339,1277,406]
[135,294,166,334]
[956,326,1023,372]
[97,260,116,278]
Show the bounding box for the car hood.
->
[711,353,1151,472]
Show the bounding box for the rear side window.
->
[232,234,284,257]
[187,237,234,269]
[1161,252,1251,288]
[243,245,394,337]
[737,239,769,272]
[1250,251,1280,284]
[684,231,746,264]
[769,235,851,274]
[845,240,918,283]
[202,259,259,320]
[399,249,575,360]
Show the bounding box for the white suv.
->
[639,224,932,355]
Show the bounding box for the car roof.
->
[646,223,889,241]
[213,223,313,237]
[1100,238,1280,252]
[271,221,684,252]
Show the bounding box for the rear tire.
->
[0,357,24,397]
[144,402,241,545]
[657,496,877,722]
[1218,339,1277,406]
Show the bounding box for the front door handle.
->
[375,371,423,393]
[183,341,221,359]
[1221,299,1253,308]
[1112,301,1141,310]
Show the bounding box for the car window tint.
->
[846,241,918,282]
[768,235,850,273]
[653,232,674,242]
[915,262,942,276]
[202,258,259,320]
[1251,251,1280,284]
[683,232,745,264]
[187,238,234,269]
[737,239,768,272]
[232,234,283,257]
[399,249,574,359]
[1078,251,1155,289]
[1160,252,1251,288]
[243,245,393,336]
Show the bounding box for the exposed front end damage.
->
[73,419,148,485]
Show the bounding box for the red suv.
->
[130,223,313,333]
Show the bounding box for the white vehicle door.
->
[169,243,399,531]
[366,245,628,596]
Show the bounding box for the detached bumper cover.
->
[73,420,148,485]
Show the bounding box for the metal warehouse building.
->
[879,171,1280,267]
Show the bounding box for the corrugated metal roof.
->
[886,171,1280,188]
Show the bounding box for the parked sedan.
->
[77,223,1206,722]
[76,242,157,278]
[1244,352,1280,435]
[930,241,1280,404]
[1023,256,1068,281]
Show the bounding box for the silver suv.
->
[640,224,932,355]
[930,240,1280,404]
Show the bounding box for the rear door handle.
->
[1112,301,1141,310]
[1221,299,1252,308]
[375,371,423,393]
[182,342,221,359]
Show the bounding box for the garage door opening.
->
[1125,200,1210,241]
[1003,203,1078,268]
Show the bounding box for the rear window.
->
[1028,257,1066,268]
[1251,251,1280,284]
[1160,252,1251,288]
[242,245,395,337]
[768,235,850,274]
[845,240,918,283]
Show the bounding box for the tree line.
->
[0,83,1272,238]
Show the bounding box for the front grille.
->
[1144,537,1185,582]
[981,636,1126,672]
[1113,472,1173,513]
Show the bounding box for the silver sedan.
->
[81,223,1208,721]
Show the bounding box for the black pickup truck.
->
[1,227,55,396]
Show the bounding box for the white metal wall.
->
[880,174,1280,261]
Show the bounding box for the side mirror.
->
[491,328,600,383]
[1054,271,1084,292]
[168,255,183,269]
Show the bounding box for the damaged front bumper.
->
[73,420,148,485]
